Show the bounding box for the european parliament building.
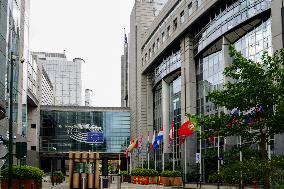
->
[39,105,130,173]
[128,0,283,181]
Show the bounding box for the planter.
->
[173,177,183,186]
[160,176,170,186]
[1,179,42,189]
[143,176,149,185]
[51,176,63,184]
[149,176,157,184]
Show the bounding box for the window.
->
[188,2,193,16]
[31,124,36,128]
[149,48,152,58]
[162,32,165,43]
[197,0,202,8]
[142,58,144,66]
[157,38,160,49]
[153,43,156,53]
[167,26,171,37]
[173,18,177,31]
[145,53,148,62]
[31,146,36,151]
[180,11,185,24]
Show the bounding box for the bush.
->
[119,171,128,177]
[161,170,181,177]
[2,165,44,181]
[53,171,64,182]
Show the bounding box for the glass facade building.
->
[40,107,130,153]
[32,52,83,106]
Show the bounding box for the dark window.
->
[31,124,36,128]
[31,146,36,151]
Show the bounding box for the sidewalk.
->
[184,184,253,189]
[42,178,68,189]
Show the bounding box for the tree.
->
[196,46,284,188]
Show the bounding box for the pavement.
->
[41,180,250,189]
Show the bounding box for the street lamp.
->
[8,52,17,189]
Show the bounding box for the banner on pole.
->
[196,153,201,163]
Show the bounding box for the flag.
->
[178,120,194,137]
[151,130,156,150]
[127,138,138,152]
[86,132,104,143]
[178,120,194,144]
[124,34,127,44]
[169,120,174,145]
[153,139,159,150]
[147,131,150,153]
[156,128,164,142]
[138,135,143,154]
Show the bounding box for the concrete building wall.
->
[129,0,282,178]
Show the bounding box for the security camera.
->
[20,58,25,63]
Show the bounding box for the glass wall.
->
[40,110,130,153]
[195,0,271,54]
[196,51,224,115]
[234,18,272,61]
[153,51,181,85]
[169,76,181,166]
[0,0,8,118]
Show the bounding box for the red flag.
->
[178,120,194,137]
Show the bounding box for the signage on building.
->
[65,124,104,144]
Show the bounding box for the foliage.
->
[119,171,128,176]
[53,171,64,182]
[199,46,284,159]
[209,156,284,186]
[131,168,159,176]
[161,170,182,177]
[2,165,44,181]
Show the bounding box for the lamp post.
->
[8,52,16,189]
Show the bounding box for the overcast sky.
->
[30,0,134,107]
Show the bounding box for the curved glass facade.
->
[196,51,224,115]
[153,51,181,85]
[195,0,271,54]
[40,110,130,153]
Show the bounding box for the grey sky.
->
[30,0,134,107]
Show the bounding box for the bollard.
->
[117,176,121,189]
[82,176,86,189]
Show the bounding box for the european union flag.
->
[87,132,104,143]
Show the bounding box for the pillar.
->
[162,79,170,154]
[95,153,100,189]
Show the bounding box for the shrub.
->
[119,171,128,176]
[2,165,44,181]
[53,171,64,182]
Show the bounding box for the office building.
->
[121,34,129,107]
[85,89,93,106]
[0,0,31,165]
[39,105,130,173]
[129,0,283,178]
[31,52,84,106]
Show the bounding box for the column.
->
[95,153,100,189]
[180,34,197,181]
[162,79,170,154]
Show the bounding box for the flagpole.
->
[184,136,187,184]
[147,152,149,169]
[154,150,157,171]
[199,126,202,186]
[162,145,165,171]
[130,152,132,175]
[173,138,175,171]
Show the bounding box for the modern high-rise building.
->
[85,88,93,106]
[121,33,129,107]
[31,52,84,106]
[0,0,31,165]
[129,0,283,179]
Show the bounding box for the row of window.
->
[142,0,199,66]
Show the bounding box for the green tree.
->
[196,46,284,188]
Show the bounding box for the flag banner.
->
[157,128,164,141]
[153,139,159,150]
[147,131,150,153]
[138,135,143,154]
[86,132,104,143]
[151,130,156,150]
